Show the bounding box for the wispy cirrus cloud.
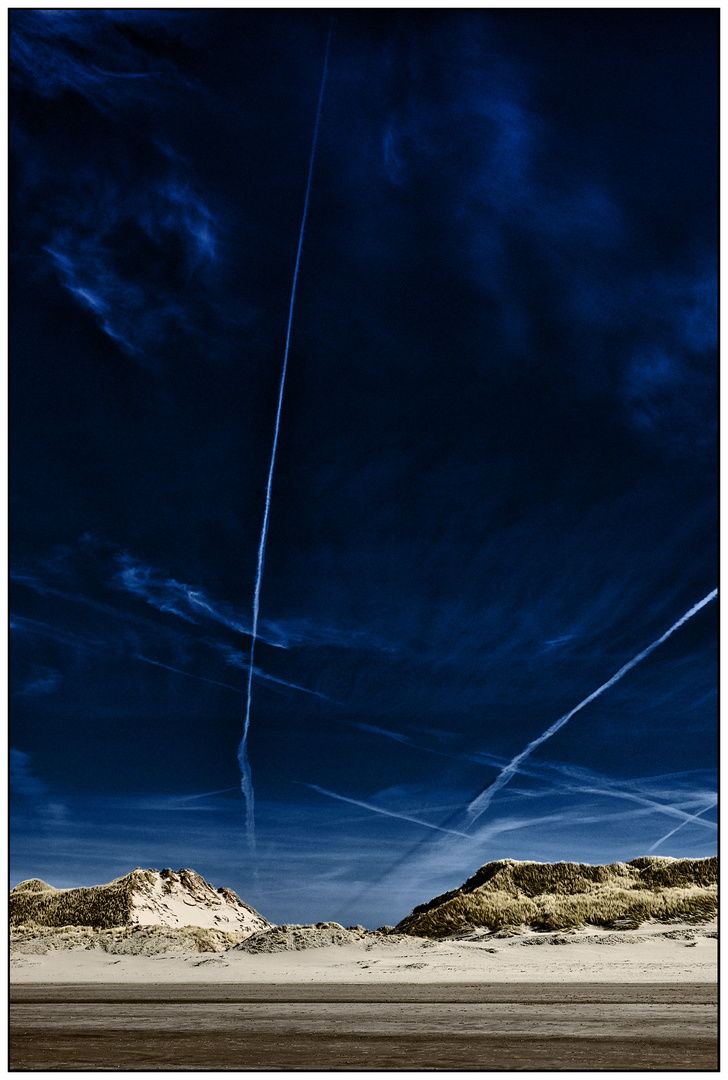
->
[14,666,63,697]
[9,613,105,651]
[113,551,286,647]
[42,167,224,359]
[348,719,717,831]
[212,644,335,700]
[261,615,398,653]
[540,764,717,834]
[113,550,395,656]
[9,10,184,110]
[10,11,243,367]
[378,18,715,465]
[622,266,717,460]
[10,748,67,822]
[11,541,347,709]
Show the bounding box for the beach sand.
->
[11,920,717,1070]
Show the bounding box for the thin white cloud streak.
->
[535,761,717,831]
[533,784,717,833]
[349,720,414,746]
[509,759,718,832]
[239,22,332,854]
[350,718,716,835]
[12,564,298,676]
[250,669,333,700]
[10,570,190,631]
[91,66,162,79]
[136,653,328,700]
[14,556,389,656]
[98,789,243,813]
[136,654,245,693]
[302,783,474,839]
[348,721,517,772]
[647,800,717,853]
[623,766,716,785]
[174,787,241,802]
[468,803,681,846]
[466,589,718,822]
[498,780,718,833]
[9,613,104,649]
[548,779,717,832]
[185,589,284,645]
[262,616,398,652]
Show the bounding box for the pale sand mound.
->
[232,922,413,953]
[10,918,717,984]
[10,923,245,956]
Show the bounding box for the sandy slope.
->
[11,919,716,984]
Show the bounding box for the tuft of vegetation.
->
[11,879,56,894]
[396,857,717,937]
[10,923,246,955]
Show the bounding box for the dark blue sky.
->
[10,9,717,928]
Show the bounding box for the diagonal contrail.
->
[238,20,333,854]
[647,799,717,853]
[336,591,717,917]
[136,652,328,699]
[137,654,245,694]
[301,782,473,838]
[348,720,717,833]
[466,588,718,823]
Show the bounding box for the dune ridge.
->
[395,856,717,936]
[9,868,270,935]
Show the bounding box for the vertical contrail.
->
[466,588,718,823]
[238,20,333,853]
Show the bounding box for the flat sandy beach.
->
[11,920,717,1070]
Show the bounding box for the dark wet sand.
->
[11,983,717,1071]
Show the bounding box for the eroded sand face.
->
[11,918,717,984]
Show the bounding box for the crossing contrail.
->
[238,21,333,853]
[647,799,717,853]
[466,588,718,823]
[348,721,716,833]
[335,590,717,916]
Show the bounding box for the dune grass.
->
[8,867,261,930]
[9,874,135,929]
[396,857,717,936]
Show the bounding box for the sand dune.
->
[11,917,716,984]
